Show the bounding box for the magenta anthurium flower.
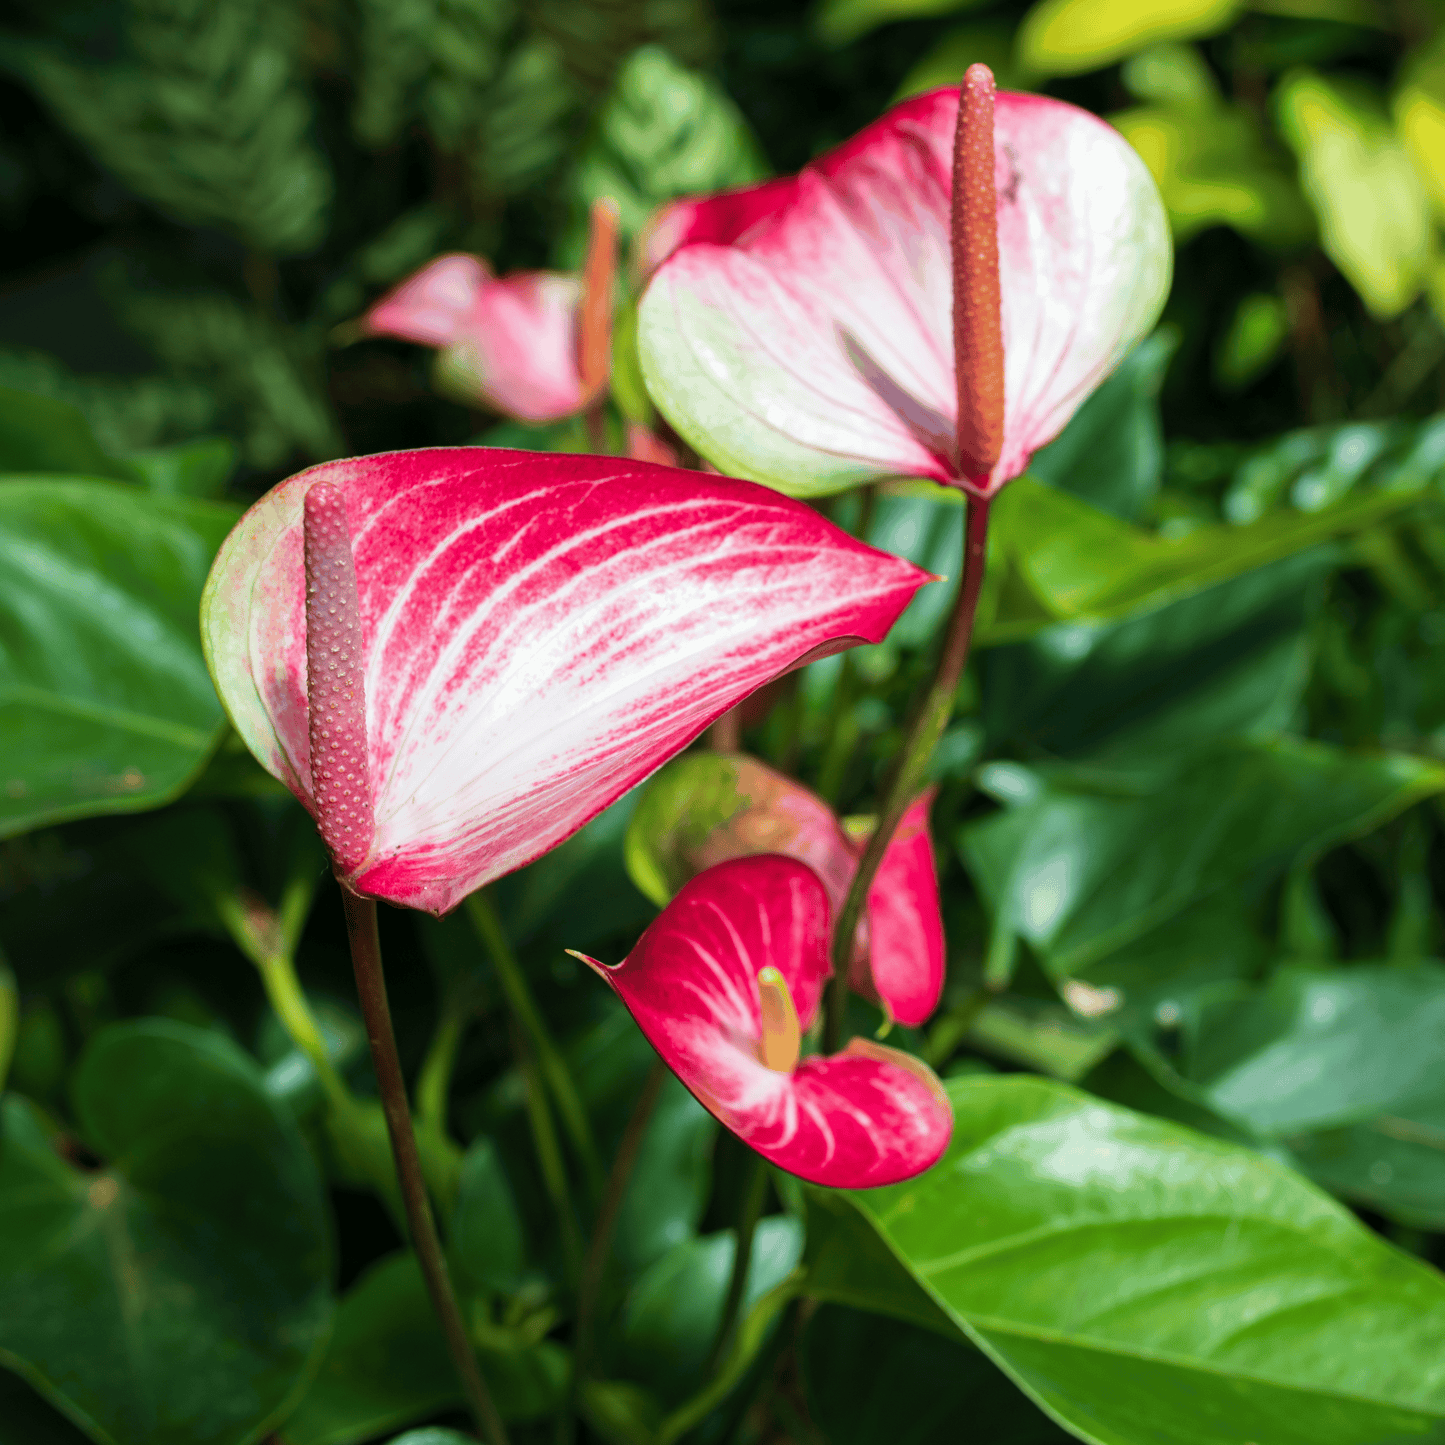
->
[635,175,798,279]
[363,254,591,424]
[200,448,928,915]
[579,855,952,1186]
[628,755,944,1027]
[637,86,1171,498]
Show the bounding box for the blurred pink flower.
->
[363,254,591,424]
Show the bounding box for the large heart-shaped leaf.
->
[802,1304,1073,1445]
[980,549,1323,761]
[0,480,236,837]
[844,1075,1445,1445]
[0,1020,332,1445]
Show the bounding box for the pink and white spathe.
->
[637,87,1171,498]
[200,448,929,915]
[632,755,944,1027]
[580,856,952,1187]
[363,255,590,424]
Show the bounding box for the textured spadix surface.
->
[364,253,587,423]
[583,855,952,1187]
[200,448,928,913]
[638,87,1171,497]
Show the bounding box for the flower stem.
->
[825,497,990,1052]
[570,1059,667,1416]
[706,1150,771,1375]
[580,197,619,454]
[338,883,510,1445]
[513,1017,586,1280]
[466,892,604,1197]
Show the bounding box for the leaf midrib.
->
[0,685,216,749]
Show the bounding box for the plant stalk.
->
[825,497,990,1051]
[466,892,604,1196]
[706,1150,771,1375]
[339,883,510,1445]
[571,1060,667,1405]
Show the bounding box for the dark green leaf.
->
[981,549,1324,761]
[121,438,237,498]
[0,389,131,481]
[962,738,1445,976]
[282,1251,567,1445]
[846,1075,1445,1445]
[0,480,236,837]
[1181,963,1445,1137]
[1029,331,1177,522]
[0,1369,94,1445]
[0,1020,332,1445]
[617,1217,802,1406]
[612,1074,717,1274]
[451,1138,527,1297]
[802,1305,1072,1445]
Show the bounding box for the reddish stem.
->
[303,483,372,874]
[580,198,619,452]
[951,64,1004,482]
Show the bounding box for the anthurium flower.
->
[363,254,591,423]
[578,855,952,1186]
[635,175,798,279]
[637,85,1171,498]
[200,448,928,915]
[626,754,944,1027]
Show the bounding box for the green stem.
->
[570,1060,667,1417]
[706,1151,771,1375]
[466,892,604,1197]
[825,496,991,1052]
[416,1006,467,1137]
[339,884,511,1445]
[513,1017,585,1280]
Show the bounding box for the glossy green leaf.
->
[1293,1109,1445,1230]
[617,1217,803,1405]
[1181,963,1445,1137]
[877,470,1417,654]
[283,1251,567,1445]
[802,1305,1073,1445]
[1017,0,1241,77]
[0,1020,332,1445]
[0,479,236,837]
[814,0,992,49]
[846,1074,1445,1445]
[0,388,131,480]
[962,739,1445,975]
[980,548,1323,762]
[1276,71,1435,319]
[1112,99,1313,248]
[803,1191,959,1336]
[1028,330,1177,521]
[613,1074,717,1274]
[383,1433,471,1445]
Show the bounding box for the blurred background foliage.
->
[6,0,1445,1443]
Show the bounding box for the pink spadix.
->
[303,483,372,874]
[579,855,952,1188]
[637,73,1171,498]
